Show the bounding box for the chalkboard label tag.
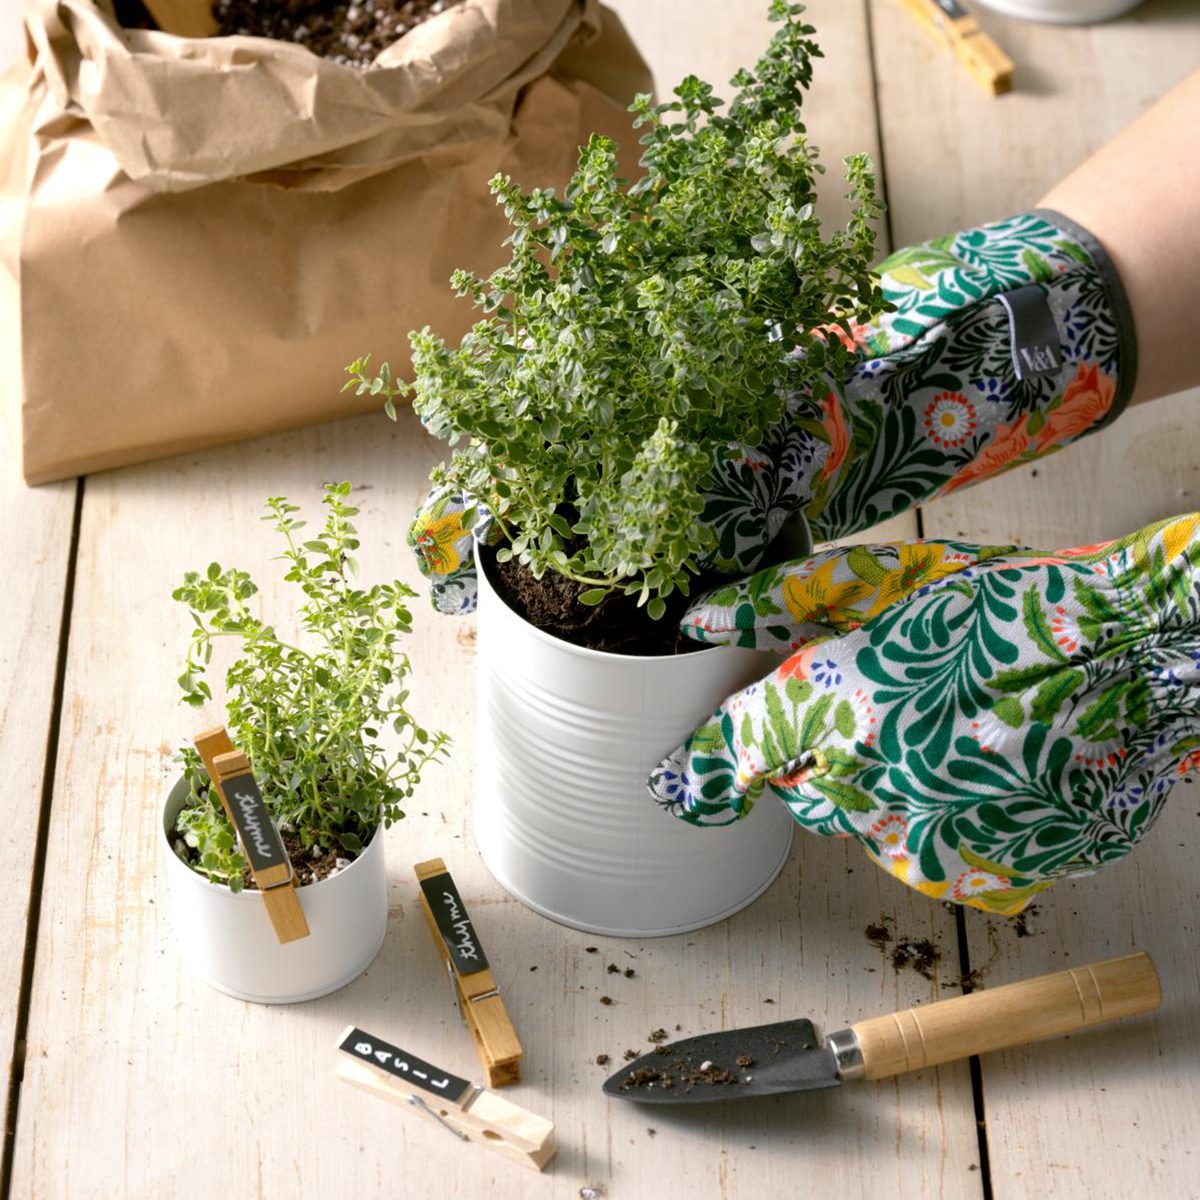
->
[338,1028,471,1105]
[220,771,288,874]
[419,871,489,976]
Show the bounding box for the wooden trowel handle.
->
[851,952,1160,1081]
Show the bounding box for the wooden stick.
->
[335,1026,554,1171]
[414,858,523,1087]
[853,952,1161,1079]
[899,0,1014,96]
[193,729,310,944]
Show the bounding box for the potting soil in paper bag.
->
[0,0,649,483]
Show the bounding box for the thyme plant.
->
[349,1,886,619]
[173,483,448,890]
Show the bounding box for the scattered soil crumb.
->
[1013,905,1041,938]
[624,967,636,978]
[648,1028,669,1043]
[585,946,599,954]
[647,1128,657,1137]
[735,1055,755,1068]
[623,1049,638,1061]
[946,967,985,991]
[529,966,538,972]
[595,1054,610,1066]
[618,1058,742,1092]
[865,920,892,948]
[607,963,620,974]
[866,915,940,980]
[763,998,775,1005]
[891,937,941,981]
[600,996,613,1006]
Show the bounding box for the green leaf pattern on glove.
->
[409,210,1131,611]
[650,515,1200,914]
[770,210,1130,542]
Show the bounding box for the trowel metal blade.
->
[602,1018,839,1104]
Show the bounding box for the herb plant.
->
[347,1,886,620]
[173,482,448,891]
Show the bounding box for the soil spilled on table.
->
[864,915,942,981]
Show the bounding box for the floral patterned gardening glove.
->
[409,208,1135,614]
[650,514,1200,915]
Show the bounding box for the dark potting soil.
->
[490,554,708,657]
[241,829,356,888]
[175,796,359,887]
[212,0,464,65]
[113,0,465,67]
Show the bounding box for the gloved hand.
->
[409,208,1134,612]
[650,513,1200,914]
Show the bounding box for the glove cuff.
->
[1033,206,1138,424]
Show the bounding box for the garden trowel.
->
[604,952,1159,1104]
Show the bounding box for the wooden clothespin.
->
[194,727,310,944]
[335,1027,555,1172]
[899,0,1015,95]
[141,0,218,37]
[414,858,522,1087]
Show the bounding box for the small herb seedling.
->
[173,482,448,890]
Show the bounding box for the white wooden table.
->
[1,3,1197,1197]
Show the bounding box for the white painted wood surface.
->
[2,1,1197,1198]
[871,1,1200,1195]
[0,420,74,1136]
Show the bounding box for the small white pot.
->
[474,552,795,937]
[161,778,388,1003]
[973,0,1143,23]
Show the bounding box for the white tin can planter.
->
[161,778,387,1003]
[974,0,1143,22]
[474,552,795,937]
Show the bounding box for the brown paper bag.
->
[0,0,649,483]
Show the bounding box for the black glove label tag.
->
[997,285,1062,381]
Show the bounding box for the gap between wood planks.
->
[862,1,993,1193]
[1,476,85,1200]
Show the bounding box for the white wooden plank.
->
[10,402,984,1199]
[870,3,1200,1196]
[0,419,75,1122]
[10,5,996,1197]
